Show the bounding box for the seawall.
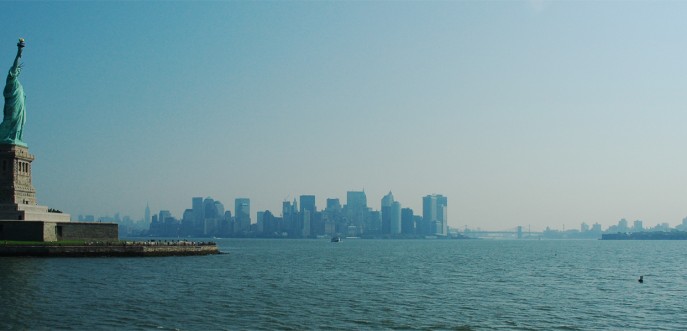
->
[0,244,220,257]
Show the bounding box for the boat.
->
[331,236,341,243]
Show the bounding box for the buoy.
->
[638,275,644,283]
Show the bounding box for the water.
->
[1,239,686,330]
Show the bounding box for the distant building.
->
[324,198,343,234]
[302,210,311,237]
[214,201,225,217]
[256,211,265,233]
[366,210,381,235]
[192,197,204,235]
[282,199,298,236]
[235,198,251,232]
[203,197,217,220]
[401,208,414,234]
[300,195,316,214]
[181,208,194,234]
[390,201,401,235]
[144,203,151,225]
[423,194,447,236]
[580,222,589,232]
[381,191,394,234]
[326,198,341,211]
[159,210,172,224]
[346,191,368,234]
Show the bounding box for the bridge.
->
[459,226,543,239]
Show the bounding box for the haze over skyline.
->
[2,1,687,230]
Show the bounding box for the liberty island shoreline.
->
[0,240,220,257]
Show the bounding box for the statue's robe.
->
[0,65,26,146]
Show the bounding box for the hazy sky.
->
[2,1,687,231]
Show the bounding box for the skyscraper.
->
[144,203,151,225]
[401,207,414,234]
[300,195,316,214]
[381,191,394,234]
[346,191,368,233]
[192,197,204,234]
[235,198,251,232]
[423,194,448,236]
[390,201,401,235]
[214,201,225,217]
[159,210,172,223]
[381,192,401,235]
[347,191,367,210]
[326,198,341,211]
[203,197,217,220]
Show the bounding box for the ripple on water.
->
[2,239,687,330]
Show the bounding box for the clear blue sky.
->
[2,1,687,230]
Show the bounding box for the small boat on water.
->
[331,236,342,243]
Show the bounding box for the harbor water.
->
[1,239,686,330]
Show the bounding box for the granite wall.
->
[0,220,118,241]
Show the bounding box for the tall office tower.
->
[202,197,220,235]
[222,210,233,235]
[181,208,194,235]
[390,201,402,235]
[300,195,316,214]
[346,191,368,232]
[381,191,394,234]
[366,211,381,234]
[214,201,225,217]
[300,195,317,237]
[283,199,299,236]
[423,194,448,236]
[326,198,341,211]
[235,198,251,232]
[347,191,367,209]
[325,198,342,231]
[159,210,172,223]
[192,197,204,234]
[438,195,448,235]
[282,200,293,223]
[262,210,277,235]
[302,210,311,237]
[203,197,217,219]
[401,208,414,234]
[144,203,151,225]
[256,211,265,233]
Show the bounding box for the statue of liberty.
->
[0,38,27,146]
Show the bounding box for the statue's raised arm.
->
[11,39,25,76]
[0,38,27,147]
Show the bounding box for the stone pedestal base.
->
[0,145,37,205]
[0,203,70,222]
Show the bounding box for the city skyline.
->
[2,2,687,230]
[82,191,687,234]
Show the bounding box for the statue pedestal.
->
[0,144,70,222]
[0,144,36,205]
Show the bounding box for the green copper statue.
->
[0,38,27,146]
